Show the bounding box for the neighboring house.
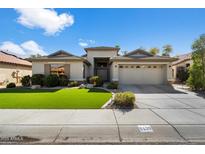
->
[0,51,32,85]
[31,47,177,85]
[172,53,192,82]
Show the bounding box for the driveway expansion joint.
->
[164,94,195,109]
[112,109,122,142]
[53,127,63,143]
[186,109,205,118]
[149,109,188,142]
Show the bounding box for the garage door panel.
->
[119,65,164,85]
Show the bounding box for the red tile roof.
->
[0,51,31,67]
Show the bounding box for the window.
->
[119,65,123,68]
[50,64,65,75]
[148,66,151,68]
[153,66,157,68]
[136,66,140,68]
[96,62,107,68]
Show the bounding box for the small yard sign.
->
[138,125,153,133]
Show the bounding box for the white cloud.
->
[78,42,88,47]
[0,41,26,57]
[15,8,74,36]
[78,39,95,47]
[89,40,95,44]
[0,40,47,58]
[21,40,47,56]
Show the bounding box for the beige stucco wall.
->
[32,62,44,74]
[110,61,173,83]
[84,64,89,79]
[32,61,84,81]
[86,50,118,76]
[70,62,84,80]
[0,63,31,84]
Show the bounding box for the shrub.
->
[59,75,69,86]
[69,81,79,87]
[187,63,205,90]
[176,68,189,83]
[6,82,16,88]
[107,82,118,89]
[44,74,59,87]
[89,76,103,87]
[21,75,31,87]
[31,74,45,86]
[113,91,135,108]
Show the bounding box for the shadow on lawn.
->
[87,88,110,93]
[0,88,60,93]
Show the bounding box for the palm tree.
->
[149,47,160,56]
[162,44,173,56]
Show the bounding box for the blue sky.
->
[0,8,205,57]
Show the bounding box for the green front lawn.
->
[0,88,112,109]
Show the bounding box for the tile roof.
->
[172,53,192,65]
[124,49,153,57]
[29,50,91,65]
[0,51,31,67]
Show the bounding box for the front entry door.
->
[96,69,108,81]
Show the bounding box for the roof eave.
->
[28,57,91,66]
[172,58,191,66]
[84,47,120,53]
[0,61,32,67]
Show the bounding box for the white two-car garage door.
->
[119,65,165,85]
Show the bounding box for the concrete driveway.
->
[119,84,205,109]
[0,85,205,144]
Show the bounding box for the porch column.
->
[112,63,119,81]
[64,64,70,78]
[166,63,173,81]
[44,64,50,75]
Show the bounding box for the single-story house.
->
[172,53,192,82]
[31,47,177,85]
[0,51,32,85]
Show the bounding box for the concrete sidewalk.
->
[1,109,205,144]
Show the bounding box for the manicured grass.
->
[0,88,112,109]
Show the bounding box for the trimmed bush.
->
[6,82,16,88]
[89,76,103,87]
[113,91,135,108]
[69,81,79,87]
[21,75,31,87]
[31,74,45,86]
[59,75,69,86]
[44,74,59,87]
[107,82,118,89]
